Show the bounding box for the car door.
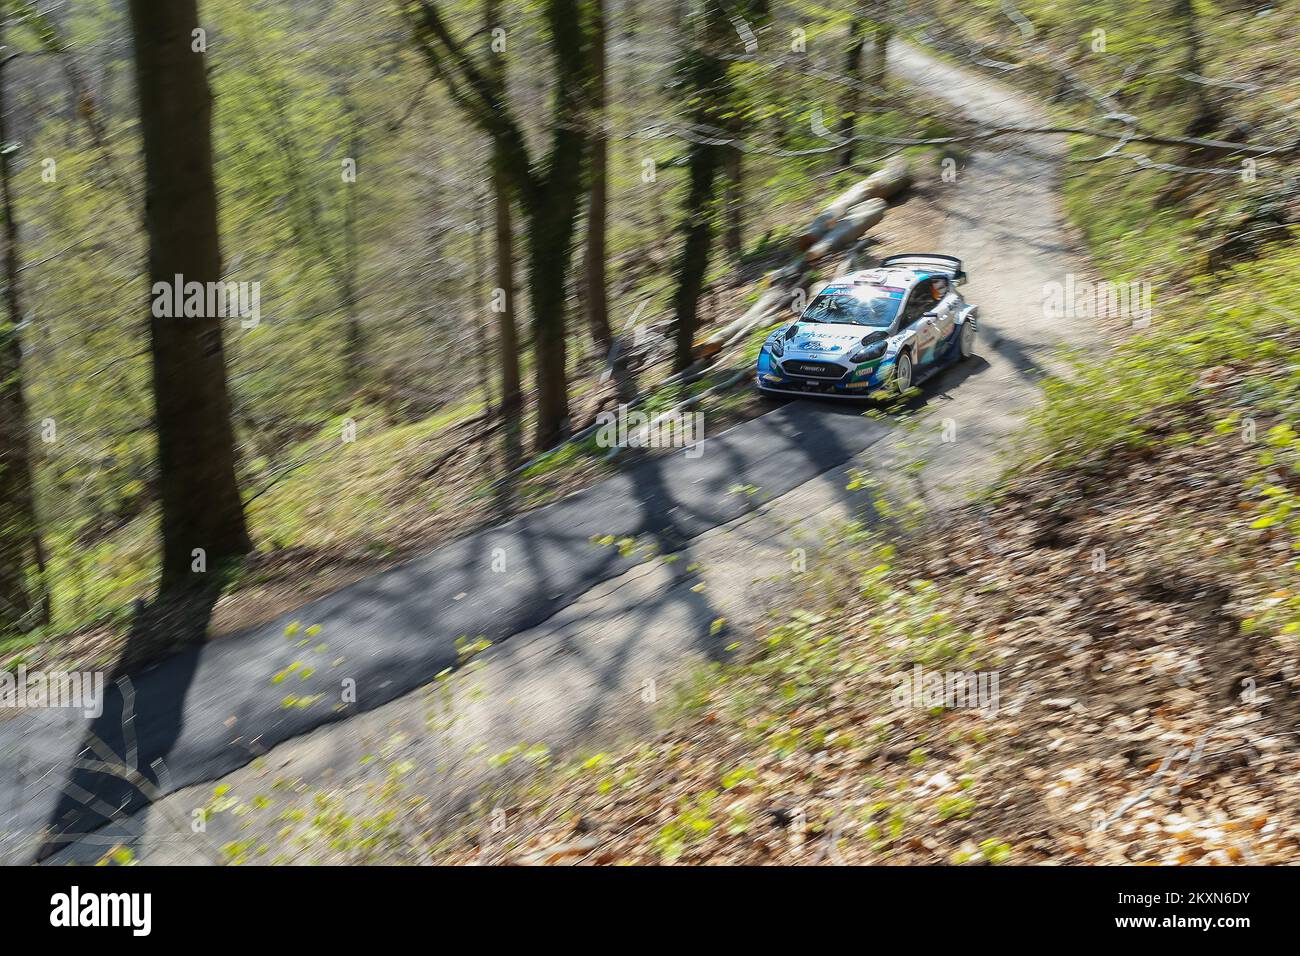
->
[929,280,957,354]
[902,282,941,368]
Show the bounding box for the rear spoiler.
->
[880,253,966,283]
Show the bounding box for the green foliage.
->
[653,790,719,863]
[488,742,552,770]
[936,794,976,821]
[978,838,1013,864]
[1029,245,1299,468]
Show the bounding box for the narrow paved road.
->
[2,43,1085,864]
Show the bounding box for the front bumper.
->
[756,350,893,398]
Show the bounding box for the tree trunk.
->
[408,0,589,452]
[472,192,494,414]
[340,92,364,394]
[129,0,251,598]
[526,205,579,450]
[868,10,891,90]
[1174,0,1218,138]
[722,146,743,262]
[0,32,49,633]
[582,0,633,402]
[519,0,588,451]
[670,0,733,372]
[483,0,522,425]
[583,0,612,362]
[838,17,866,168]
[492,154,522,421]
[672,143,720,372]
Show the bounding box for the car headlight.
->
[768,334,784,358]
[848,338,888,363]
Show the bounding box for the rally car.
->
[756,254,978,399]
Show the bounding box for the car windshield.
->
[800,286,901,328]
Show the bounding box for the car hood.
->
[781,322,881,358]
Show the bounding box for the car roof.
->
[818,267,931,296]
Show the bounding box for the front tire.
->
[893,350,914,395]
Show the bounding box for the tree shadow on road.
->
[34,584,224,862]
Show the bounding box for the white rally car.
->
[756,254,978,398]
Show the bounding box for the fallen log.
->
[690,159,905,363]
[800,158,910,249]
[806,197,887,262]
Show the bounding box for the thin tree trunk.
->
[0,35,48,632]
[838,17,866,168]
[583,0,612,361]
[868,9,891,90]
[670,0,733,372]
[1174,0,1218,138]
[722,145,743,262]
[472,192,494,413]
[128,0,251,599]
[492,154,522,420]
[485,0,523,430]
[582,0,633,401]
[340,88,364,393]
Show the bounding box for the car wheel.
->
[893,350,913,395]
[959,319,977,358]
